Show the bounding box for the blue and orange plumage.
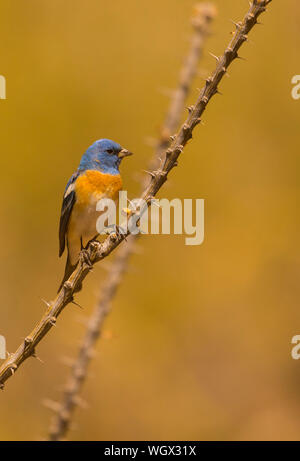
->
[58,139,132,291]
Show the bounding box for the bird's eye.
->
[107,149,114,154]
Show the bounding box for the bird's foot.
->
[88,234,99,245]
[80,248,93,268]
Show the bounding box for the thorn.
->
[42,399,61,413]
[32,352,44,364]
[142,170,155,178]
[10,364,17,375]
[63,281,72,292]
[225,47,234,57]
[186,105,194,113]
[209,52,220,62]
[41,298,51,308]
[170,135,176,141]
[127,198,136,208]
[71,300,84,309]
[175,145,184,154]
[221,66,230,78]
[24,337,33,347]
[74,396,89,409]
[48,316,57,327]
[236,54,246,61]
[230,19,242,29]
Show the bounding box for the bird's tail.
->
[57,256,78,293]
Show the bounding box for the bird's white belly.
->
[73,200,99,239]
[67,194,103,264]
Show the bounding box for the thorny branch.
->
[47,3,216,441]
[0,0,272,391]
[48,239,136,440]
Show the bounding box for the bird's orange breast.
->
[75,170,123,206]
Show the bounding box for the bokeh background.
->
[0,0,299,441]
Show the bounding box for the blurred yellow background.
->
[0,0,300,441]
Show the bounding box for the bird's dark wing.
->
[59,171,79,257]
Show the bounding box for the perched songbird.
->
[58,139,132,291]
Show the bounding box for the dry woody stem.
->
[0,0,272,391]
[47,3,216,441]
[48,239,136,440]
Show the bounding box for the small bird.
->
[58,139,132,291]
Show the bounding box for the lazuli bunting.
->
[58,139,132,291]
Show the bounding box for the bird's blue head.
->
[79,139,133,175]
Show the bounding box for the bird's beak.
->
[118,148,133,159]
